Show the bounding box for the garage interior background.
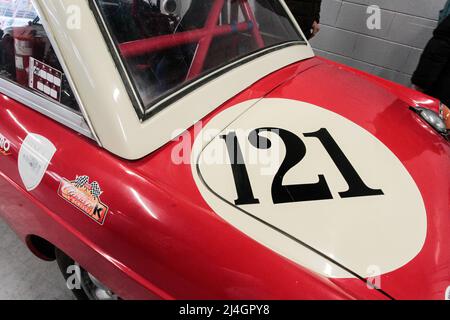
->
[310,0,448,86]
[0,0,446,87]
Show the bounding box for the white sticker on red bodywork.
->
[18,133,56,191]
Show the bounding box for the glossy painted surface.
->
[0,56,448,300]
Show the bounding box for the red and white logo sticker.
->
[58,175,109,225]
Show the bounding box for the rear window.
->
[93,0,304,117]
[0,1,79,111]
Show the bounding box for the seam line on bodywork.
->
[193,72,396,298]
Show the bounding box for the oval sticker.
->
[191,99,427,278]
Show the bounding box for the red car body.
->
[0,53,448,300]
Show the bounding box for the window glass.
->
[0,0,79,111]
[95,0,304,114]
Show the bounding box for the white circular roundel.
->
[191,99,427,278]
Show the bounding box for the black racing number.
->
[304,128,384,198]
[222,127,383,205]
[249,128,333,204]
[221,132,260,205]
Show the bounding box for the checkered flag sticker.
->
[74,175,89,188]
[90,181,102,198]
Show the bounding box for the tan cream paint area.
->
[192,99,427,278]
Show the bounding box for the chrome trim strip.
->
[0,78,94,139]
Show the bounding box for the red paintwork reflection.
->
[0,57,448,300]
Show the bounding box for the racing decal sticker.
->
[58,175,109,225]
[191,98,427,279]
[0,133,11,156]
[18,133,56,191]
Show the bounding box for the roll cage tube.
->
[119,0,265,80]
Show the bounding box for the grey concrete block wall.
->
[309,0,447,86]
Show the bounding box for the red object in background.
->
[186,0,264,79]
[13,25,46,86]
[120,0,265,79]
[120,22,253,58]
[0,56,448,300]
